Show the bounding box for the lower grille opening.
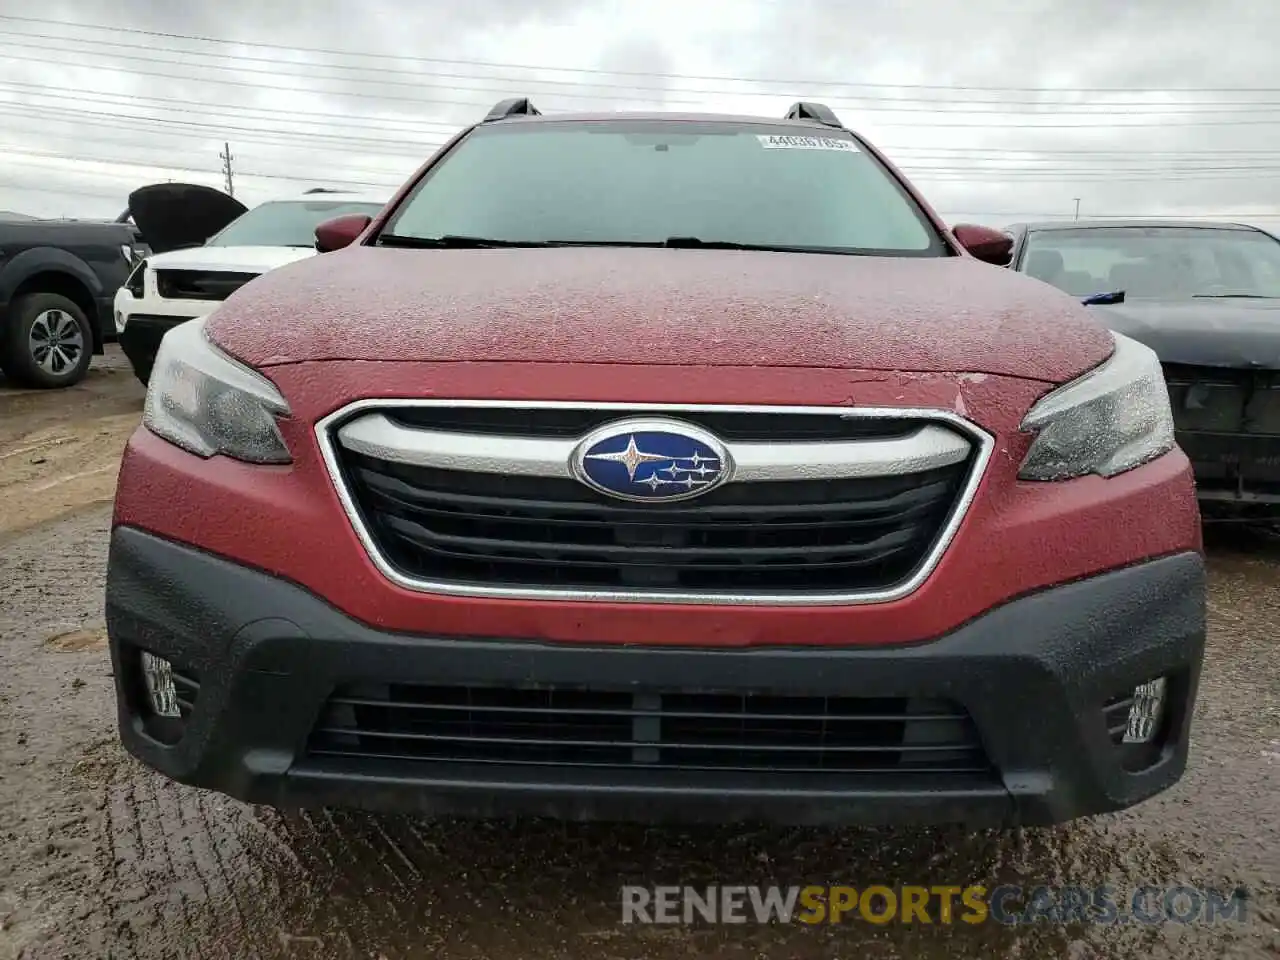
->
[1164,363,1280,497]
[306,683,993,779]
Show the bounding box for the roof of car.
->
[1008,218,1261,233]
[482,110,848,128]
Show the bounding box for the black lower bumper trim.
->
[105,526,1206,826]
[118,314,195,383]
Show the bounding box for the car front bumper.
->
[117,313,198,383]
[105,524,1206,827]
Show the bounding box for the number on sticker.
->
[756,134,858,151]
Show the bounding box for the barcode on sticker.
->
[756,134,858,151]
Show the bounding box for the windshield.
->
[208,199,385,248]
[381,121,944,255]
[1019,226,1280,299]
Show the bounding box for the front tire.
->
[0,293,94,389]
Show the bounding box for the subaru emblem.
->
[570,418,733,503]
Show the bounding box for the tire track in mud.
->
[3,506,1278,959]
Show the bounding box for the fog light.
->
[141,651,181,718]
[1122,677,1167,743]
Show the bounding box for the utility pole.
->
[220,142,235,197]
[1072,197,1081,220]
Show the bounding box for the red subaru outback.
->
[106,100,1204,826]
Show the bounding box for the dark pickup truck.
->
[0,215,147,388]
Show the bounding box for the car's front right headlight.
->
[143,318,292,464]
[1018,331,1176,481]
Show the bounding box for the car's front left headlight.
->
[143,318,292,464]
[1018,331,1175,481]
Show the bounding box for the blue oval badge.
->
[571,418,733,503]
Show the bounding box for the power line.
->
[7,111,1280,183]
[0,79,462,138]
[9,80,1280,163]
[0,180,140,201]
[12,108,1280,176]
[0,102,449,153]
[9,40,1280,127]
[8,27,1280,113]
[5,14,1280,95]
[8,44,1280,131]
[4,140,1278,188]
[0,139,412,183]
[12,78,1280,166]
[0,148,401,189]
[4,100,1280,183]
[0,106,444,162]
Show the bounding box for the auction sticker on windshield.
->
[756,134,859,151]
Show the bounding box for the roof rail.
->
[784,102,842,128]
[483,98,542,122]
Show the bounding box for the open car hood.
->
[127,183,248,254]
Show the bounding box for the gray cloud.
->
[1,0,1278,233]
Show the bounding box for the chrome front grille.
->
[317,402,992,605]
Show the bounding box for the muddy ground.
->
[0,350,1277,959]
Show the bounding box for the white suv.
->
[116,185,388,383]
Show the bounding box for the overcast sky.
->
[1,0,1279,231]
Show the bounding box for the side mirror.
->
[315,213,372,253]
[952,224,1013,267]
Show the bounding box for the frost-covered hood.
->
[205,246,1115,382]
[145,244,316,275]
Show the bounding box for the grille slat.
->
[326,696,968,724]
[313,727,977,755]
[307,683,992,778]
[334,406,973,594]
[385,406,920,441]
[380,511,916,565]
[355,465,951,524]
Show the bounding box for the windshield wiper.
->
[661,237,844,253]
[376,234,859,253]
[1192,293,1280,299]
[377,234,554,248]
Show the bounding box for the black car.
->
[0,213,148,388]
[1005,218,1280,518]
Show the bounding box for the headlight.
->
[143,318,292,464]
[1018,332,1175,481]
[124,258,146,298]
